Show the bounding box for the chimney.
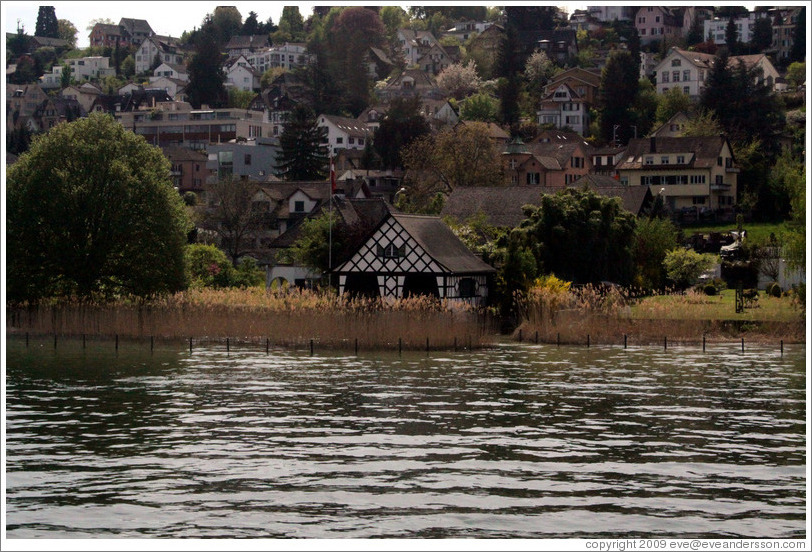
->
[650,136,656,153]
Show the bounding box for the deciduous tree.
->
[436,61,482,100]
[373,96,431,170]
[57,19,78,48]
[198,177,264,267]
[6,113,190,301]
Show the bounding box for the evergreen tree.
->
[598,50,639,145]
[275,104,328,181]
[241,11,259,35]
[60,62,71,88]
[185,24,226,109]
[750,17,773,53]
[35,6,59,38]
[373,96,431,170]
[789,7,806,63]
[724,17,739,54]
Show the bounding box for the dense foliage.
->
[7,113,191,302]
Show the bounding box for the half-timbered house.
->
[334,213,495,306]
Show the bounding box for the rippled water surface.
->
[5,338,806,538]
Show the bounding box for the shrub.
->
[767,282,782,297]
[703,283,718,296]
[663,248,716,290]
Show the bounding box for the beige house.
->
[615,136,738,221]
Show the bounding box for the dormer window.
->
[671,59,681,67]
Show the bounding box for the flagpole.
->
[328,153,334,289]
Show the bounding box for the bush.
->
[703,283,718,296]
[663,248,716,290]
[767,282,782,297]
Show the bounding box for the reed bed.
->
[517,284,805,346]
[6,288,496,351]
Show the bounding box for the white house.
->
[224,57,261,92]
[135,36,185,75]
[67,56,116,81]
[39,65,63,88]
[147,76,186,100]
[318,114,369,156]
[152,62,188,82]
[537,83,590,136]
[703,11,770,46]
[247,43,313,73]
[654,47,783,98]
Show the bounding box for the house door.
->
[402,273,439,298]
[343,273,380,298]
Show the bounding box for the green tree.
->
[460,92,499,122]
[185,24,226,108]
[599,50,640,145]
[786,62,805,88]
[373,96,431,170]
[273,6,305,43]
[121,54,135,78]
[227,88,256,109]
[260,66,287,88]
[210,6,242,45]
[60,62,72,88]
[6,113,190,302]
[36,6,59,38]
[663,248,716,290]
[287,208,346,275]
[749,17,772,53]
[186,243,263,288]
[241,11,260,36]
[789,7,805,63]
[633,217,678,291]
[655,87,693,125]
[57,19,78,48]
[275,104,328,181]
[724,17,740,54]
[513,189,638,285]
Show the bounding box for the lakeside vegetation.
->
[515,278,804,346]
[5,288,496,351]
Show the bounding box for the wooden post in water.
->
[518,329,522,343]
[26,332,29,347]
[83,334,86,349]
[535,330,539,344]
[664,336,667,351]
[54,333,57,349]
[454,337,457,352]
[310,339,314,356]
[426,337,430,354]
[151,336,154,352]
[587,334,590,348]
[227,337,230,353]
[355,338,358,355]
[398,337,402,356]
[557,333,560,347]
[624,334,627,349]
[115,334,119,351]
[741,338,745,353]
[780,340,783,356]
[703,335,706,352]
[189,337,193,353]
[266,338,270,354]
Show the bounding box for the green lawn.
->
[679,221,791,245]
[630,290,801,322]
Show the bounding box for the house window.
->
[526,173,540,185]
[683,70,690,81]
[358,138,364,146]
[244,154,251,165]
[348,137,355,145]
[672,71,680,82]
[693,197,706,205]
[294,200,305,212]
[690,175,706,184]
[671,59,681,67]
[661,72,669,83]
[677,155,685,164]
[571,157,584,168]
[661,156,669,164]
[458,278,477,298]
[378,243,404,259]
[645,156,654,165]
[717,157,723,166]
[336,137,343,144]
[565,116,581,125]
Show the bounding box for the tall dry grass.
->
[517,285,805,345]
[6,288,496,351]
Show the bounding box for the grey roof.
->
[119,18,154,36]
[390,213,496,274]
[441,186,560,229]
[567,174,654,216]
[616,135,731,170]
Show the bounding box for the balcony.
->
[710,182,732,192]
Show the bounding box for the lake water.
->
[4,337,806,539]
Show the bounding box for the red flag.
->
[330,154,336,193]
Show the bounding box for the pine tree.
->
[185,23,226,109]
[275,104,329,181]
[789,7,806,63]
[599,50,640,145]
[724,17,739,54]
[35,6,59,38]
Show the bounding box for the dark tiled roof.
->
[567,174,653,216]
[616,136,729,170]
[161,145,207,162]
[390,213,496,274]
[441,186,560,228]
